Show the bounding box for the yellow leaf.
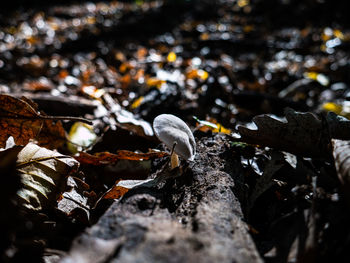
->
[194,116,231,134]
[167,51,177,62]
[67,122,97,153]
[81,85,105,99]
[243,25,254,33]
[131,96,144,109]
[186,69,209,80]
[322,102,342,115]
[238,0,249,7]
[304,72,329,86]
[198,69,209,80]
[146,77,165,88]
[200,32,210,41]
[333,29,344,40]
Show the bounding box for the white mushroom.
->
[153,114,196,169]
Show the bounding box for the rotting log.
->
[60,134,263,263]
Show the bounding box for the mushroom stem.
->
[171,152,180,169]
[170,142,179,169]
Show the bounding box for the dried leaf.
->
[16,143,79,211]
[193,116,231,134]
[248,151,285,212]
[76,150,168,166]
[103,178,156,200]
[102,93,154,137]
[332,139,350,186]
[0,94,43,147]
[238,108,331,158]
[0,94,92,148]
[67,122,97,153]
[37,119,66,149]
[58,176,90,222]
[326,111,350,140]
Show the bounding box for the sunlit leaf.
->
[81,85,105,100]
[193,116,231,134]
[186,69,209,81]
[23,78,54,91]
[238,0,249,8]
[103,178,156,200]
[120,74,131,89]
[146,77,166,88]
[322,102,350,119]
[16,143,79,211]
[322,102,342,115]
[67,122,97,153]
[167,51,177,62]
[304,72,329,86]
[131,96,144,109]
[333,29,344,40]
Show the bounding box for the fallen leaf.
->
[102,93,154,137]
[238,108,331,158]
[37,119,66,149]
[76,150,168,166]
[193,116,231,134]
[103,178,156,199]
[58,176,90,223]
[332,139,350,186]
[0,94,91,148]
[0,94,43,147]
[16,143,79,211]
[67,122,97,153]
[247,151,285,212]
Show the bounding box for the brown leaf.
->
[0,94,91,149]
[238,108,331,158]
[75,150,168,165]
[0,94,43,147]
[37,119,66,149]
[103,178,156,200]
[23,78,54,91]
[103,180,130,199]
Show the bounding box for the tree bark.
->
[60,134,263,263]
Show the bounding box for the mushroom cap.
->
[153,114,196,161]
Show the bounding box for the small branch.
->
[0,114,93,125]
[38,115,93,125]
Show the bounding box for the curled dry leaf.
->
[58,176,90,223]
[238,108,331,158]
[75,150,168,165]
[102,93,154,138]
[332,139,350,186]
[16,143,79,211]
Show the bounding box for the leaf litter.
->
[1,0,350,262]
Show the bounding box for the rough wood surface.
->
[60,134,263,263]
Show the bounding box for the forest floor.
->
[1,0,350,262]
